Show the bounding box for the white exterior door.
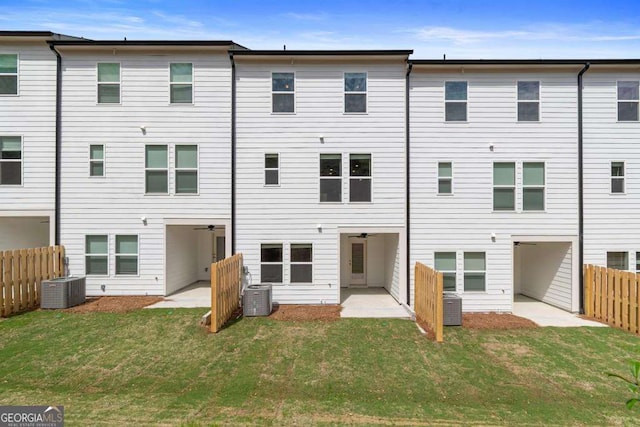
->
[349,237,367,286]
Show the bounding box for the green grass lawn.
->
[1,309,639,426]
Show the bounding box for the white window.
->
[636,252,640,273]
[145,145,168,194]
[170,63,193,104]
[115,235,138,275]
[438,162,452,194]
[493,162,515,211]
[464,252,486,292]
[344,72,367,113]
[175,145,198,194]
[618,81,639,121]
[272,72,294,113]
[445,81,467,122]
[265,153,279,186]
[85,235,108,275]
[291,244,312,283]
[0,136,21,185]
[611,161,625,193]
[435,252,456,292]
[320,154,341,202]
[523,162,545,211]
[97,63,120,104]
[607,251,628,271]
[261,243,283,283]
[89,144,104,177]
[0,54,18,95]
[349,154,371,202]
[517,81,540,122]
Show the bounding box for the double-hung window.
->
[349,154,371,202]
[438,162,452,194]
[89,144,104,177]
[523,162,545,211]
[170,63,193,104]
[617,81,639,121]
[85,235,108,275]
[636,253,640,273]
[145,145,168,194]
[97,63,120,104]
[435,252,456,292]
[344,72,367,113]
[517,81,540,121]
[115,235,138,275]
[0,54,18,95]
[272,72,294,113]
[607,251,628,271]
[611,161,625,193]
[445,81,467,122]
[291,244,312,283]
[175,145,198,194]
[261,244,283,283]
[464,252,486,292]
[493,162,515,211]
[265,153,279,186]
[320,154,341,202]
[0,136,21,185]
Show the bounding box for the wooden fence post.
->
[210,261,219,333]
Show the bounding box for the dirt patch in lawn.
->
[64,296,163,313]
[462,313,539,329]
[269,304,341,321]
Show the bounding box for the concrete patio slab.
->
[146,281,210,308]
[513,294,607,327]
[340,288,412,318]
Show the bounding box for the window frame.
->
[89,144,105,178]
[617,80,639,122]
[522,161,546,211]
[349,153,372,203]
[0,135,23,186]
[271,71,295,114]
[260,243,284,284]
[607,251,629,271]
[264,153,280,186]
[444,80,468,122]
[636,252,640,273]
[0,53,19,96]
[493,162,516,212]
[115,234,139,276]
[610,161,625,194]
[290,243,313,284]
[319,153,342,203]
[169,62,194,105]
[174,144,199,195]
[144,144,169,195]
[463,252,486,292]
[85,234,109,276]
[344,71,368,114]
[96,62,121,104]
[435,251,457,292]
[437,161,453,195]
[517,80,541,122]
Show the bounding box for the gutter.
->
[405,61,413,305]
[49,43,62,245]
[229,52,237,254]
[577,62,590,314]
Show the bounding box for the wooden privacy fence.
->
[210,253,243,333]
[0,245,66,317]
[414,262,444,342]
[584,264,640,335]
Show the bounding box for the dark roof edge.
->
[49,40,245,48]
[410,59,640,65]
[0,31,85,40]
[230,49,413,56]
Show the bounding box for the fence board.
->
[414,262,444,343]
[210,253,243,333]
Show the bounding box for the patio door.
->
[349,237,367,286]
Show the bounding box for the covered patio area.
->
[340,288,412,318]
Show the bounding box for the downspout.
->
[229,52,236,254]
[49,43,62,245]
[577,62,590,314]
[405,61,413,305]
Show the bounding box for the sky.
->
[2,0,640,58]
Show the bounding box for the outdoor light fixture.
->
[319,135,325,143]
[141,216,147,225]
[489,143,495,151]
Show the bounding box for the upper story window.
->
[444,81,467,122]
[0,136,22,185]
[0,54,18,95]
[493,162,515,211]
[175,145,198,194]
[611,161,625,194]
[272,72,294,113]
[320,154,341,202]
[145,145,168,194]
[618,81,639,121]
[522,162,545,211]
[170,63,193,104]
[344,72,367,113]
[438,162,452,194]
[89,144,104,177]
[349,154,371,202]
[97,63,120,104]
[265,153,279,186]
[517,81,540,121]
[607,251,628,271]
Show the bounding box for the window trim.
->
[0,53,19,96]
[169,62,194,105]
[264,152,280,187]
[444,80,468,123]
[174,144,199,195]
[617,80,639,122]
[271,71,296,114]
[85,234,109,276]
[463,251,486,293]
[319,153,343,203]
[0,135,23,186]
[435,251,457,292]
[344,71,368,114]
[89,144,105,178]
[610,160,626,195]
[636,252,640,273]
[493,162,516,212]
[437,161,453,195]
[115,234,139,276]
[517,80,541,123]
[260,243,284,284]
[349,153,372,203]
[290,243,313,284]
[96,62,121,105]
[522,161,546,211]
[144,144,169,195]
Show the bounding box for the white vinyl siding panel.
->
[519,242,573,311]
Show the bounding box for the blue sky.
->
[2,0,640,58]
